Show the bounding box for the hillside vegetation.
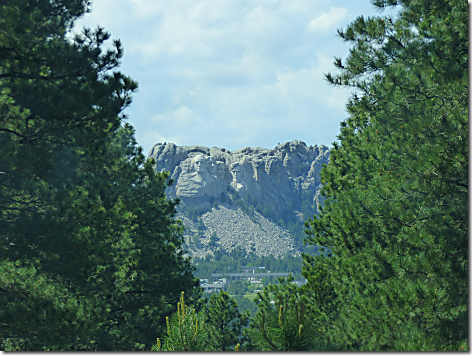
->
[302,0,468,350]
[0,0,198,350]
[0,0,467,351]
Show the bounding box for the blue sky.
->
[72,0,398,155]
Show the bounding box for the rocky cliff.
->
[147,140,330,258]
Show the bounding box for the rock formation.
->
[178,205,295,259]
[147,140,330,257]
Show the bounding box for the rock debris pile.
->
[148,140,329,257]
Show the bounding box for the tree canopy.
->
[0,0,198,350]
[246,276,324,351]
[0,0,467,351]
[303,0,467,350]
[205,290,250,351]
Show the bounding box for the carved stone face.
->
[191,155,206,173]
[230,163,245,181]
[191,155,216,175]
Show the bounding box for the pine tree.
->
[303,0,467,351]
[247,276,324,351]
[0,0,198,350]
[77,125,200,350]
[209,232,219,249]
[205,291,250,351]
[151,292,209,352]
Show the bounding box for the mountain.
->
[147,140,330,258]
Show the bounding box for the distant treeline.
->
[192,246,311,281]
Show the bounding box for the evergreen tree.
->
[205,291,250,351]
[235,296,258,319]
[303,0,467,351]
[227,280,249,296]
[151,292,209,351]
[0,0,198,350]
[208,232,219,249]
[247,276,323,351]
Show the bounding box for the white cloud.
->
[151,106,202,126]
[72,0,380,153]
[308,6,349,32]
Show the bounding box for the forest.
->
[0,0,467,351]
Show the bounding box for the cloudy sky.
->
[72,0,397,155]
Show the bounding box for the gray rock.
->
[147,140,329,257]
[182,205,295,258]
[148,140,329,218]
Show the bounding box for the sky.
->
[72,0,398,155]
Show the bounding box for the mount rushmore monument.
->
[147,140,330,257]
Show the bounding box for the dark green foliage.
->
[301,254,343,350]
[230,192,256,219]
[234,296,258,318]
[152,291,250,351]
[231,191,242,205]
[304,0,467,351]
[188,218,205,249]
[227,280,249,296]
[196,217,205,236]
[208,232,219,249]
[193,247,304,281]
[0,0,198,350]
[205,291,250,351]
[278,217,320,253]
[247,276,323,351]
[186,207,198,222]
[261,276,279,288]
